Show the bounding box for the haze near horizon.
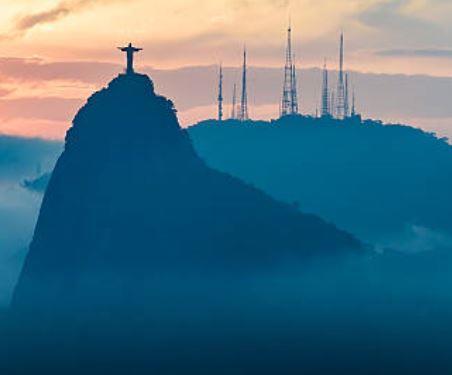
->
[1,0,452,138]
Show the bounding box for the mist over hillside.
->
[0,136,61,306]
[189,116,452,251]
[4,0,452,371]
[8,113,452,258]
[4,76,452,372]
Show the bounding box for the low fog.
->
[0,136,60,306]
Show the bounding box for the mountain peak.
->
[64,72,193,162]
[106,72,155,96]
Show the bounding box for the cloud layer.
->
[0,135,61,306]
[0,1,451,139]
[5,0,126,39]
[1,0,452,72]
[378,48,452,58]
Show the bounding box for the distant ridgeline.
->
[189,116,452,250]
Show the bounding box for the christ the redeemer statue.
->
[118,43,142,75]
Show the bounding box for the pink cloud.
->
[0,118,68,139]
[0,57,120,84]
[0,97,82,122]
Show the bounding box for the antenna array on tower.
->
[281,23,299,117]
[213,29,359,122]
[335,32,345,119]
[239,48,249,121]
[218,64,223,122]
[321,60,330,117]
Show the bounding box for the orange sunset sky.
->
[1,0,452,139]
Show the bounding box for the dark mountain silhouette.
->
[189,116,452,250]
[9,73,361,373]
[7,75,452,373]
[20,113,452,252]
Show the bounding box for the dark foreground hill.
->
[189,116,452,250]
[8,73,361,373]
[6,76,452,374]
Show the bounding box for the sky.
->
[1,0,452,138]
